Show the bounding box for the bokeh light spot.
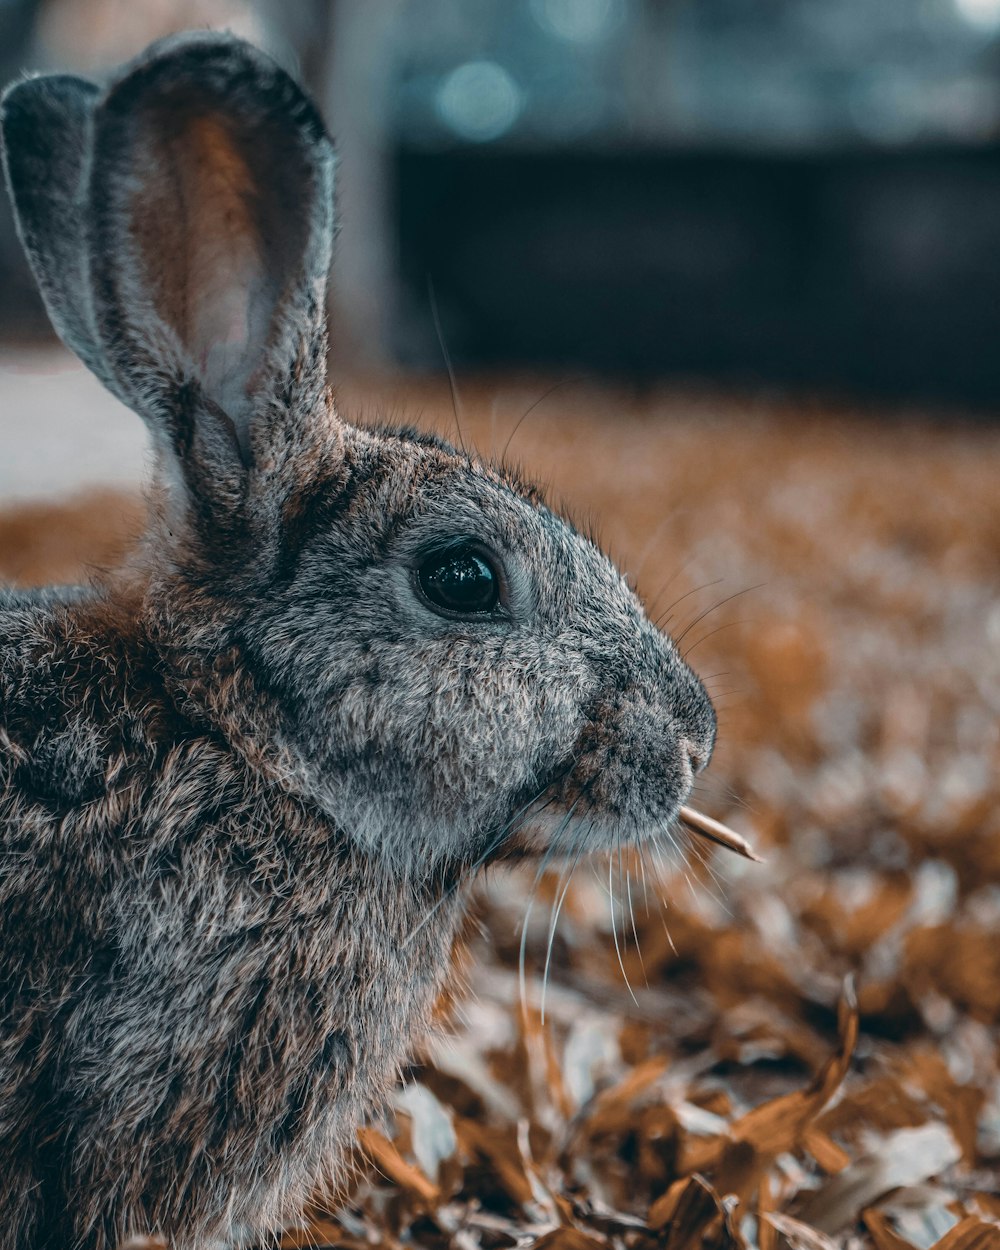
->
[953,0,1000,29]
[530,0,625,44]
[436,60,523,142]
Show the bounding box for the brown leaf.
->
[583,1056,670,1137]
[728,979,859,1160]
[862,1210,920,1250]
[530,1230,608,1250]
[801,1128,850,1175]
[457,1119,537,1208]
[356,1127,439,1205]
[680,980,859,1189]
[764,1212,839,1250]
[648,1173,726,1249]
[972,1196,1000,1222]
[648,1176,695,1231]
[897,1050,986,1165]
[930,1217,1000,1250]
[794,1125,961,1234]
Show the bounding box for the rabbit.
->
[0,31,717,1250]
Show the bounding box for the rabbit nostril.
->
[681,737,708,774]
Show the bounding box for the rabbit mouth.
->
[491,780,758,867]
[500,796,690,861]
[491,755,695,863]
[485,677,717,864]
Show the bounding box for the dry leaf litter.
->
[2,377,998,1250]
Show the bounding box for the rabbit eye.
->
[417,545,500,616]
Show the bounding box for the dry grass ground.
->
[2,373,999,1249]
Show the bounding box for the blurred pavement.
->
[0,347,148,503]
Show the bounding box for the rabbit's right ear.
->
[0,74,124,400]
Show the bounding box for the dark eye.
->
[417,546,500,616]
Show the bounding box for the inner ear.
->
[126,86,311,423]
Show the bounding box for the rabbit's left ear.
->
[87,33,336,472]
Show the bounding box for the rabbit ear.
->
[86,33,336,480]
[4,34,335,514]
[0,74,125,400]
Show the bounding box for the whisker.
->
[685,834,736,921]
[427,277,466,455]
[652,577,725,633]
[621,838,647,987]
[661,821,710,914]
[687,778,752,814]
[682,618,752,661]
[608,854,639,1006]
[402,781,561,946]
[539,861,570,1026]
[540,827,590,1023]
[500,378,582,463]
[518,893,535,1021]
[519,795,584,1018]
[637,843,651,917]
[672,583,765,649]
[647,836,679,955]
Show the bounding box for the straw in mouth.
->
[678,805,762,862]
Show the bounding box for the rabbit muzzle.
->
[502,646,717,860]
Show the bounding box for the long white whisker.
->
[609,854,639,1006]
[402,782,558,946]
[540,829,589,1024]
[684,831,736,922]
[637,843,651,918]
[518,894,536,1020]
[664,824,704,913]
[648,835,679,956]
[517,796,582,1016]
[622,840,647,987]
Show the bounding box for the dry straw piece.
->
[678,805,762,862]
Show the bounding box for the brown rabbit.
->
[0,33,717,1250]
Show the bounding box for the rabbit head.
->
[1,34,716,879]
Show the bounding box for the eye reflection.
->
[417,546,500,616]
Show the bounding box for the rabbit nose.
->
[680,736,710,775]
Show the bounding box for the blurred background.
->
[4,0,1000,403]
[1,3,1000,1246]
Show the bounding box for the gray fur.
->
[0,33,716,1250]
[0,73,115,393]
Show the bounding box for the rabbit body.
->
[0,32,716,1250]
[0,585,466,1248]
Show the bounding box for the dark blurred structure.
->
[0,0,48,337]
[380,0,1000,405]
[4,0,1000,406]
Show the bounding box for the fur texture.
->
[0,34,716,1250]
